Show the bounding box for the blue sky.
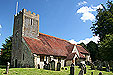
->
[0,0,110,48]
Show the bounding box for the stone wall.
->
[66,60,72,66]
[11,9,39,67]
[11,11,23,67]
[22,9,39,38]
[21,39,34,67]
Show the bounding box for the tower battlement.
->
[15,8,39,17]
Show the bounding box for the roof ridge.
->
[39,32,72,44]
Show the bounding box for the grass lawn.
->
[0,66,113,75]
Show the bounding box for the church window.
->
[23,54,24,60]
[40,55,44,62]
[30,19,33,25]
[15,31,18,37]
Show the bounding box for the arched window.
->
[23,54,24,60]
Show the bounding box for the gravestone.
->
[51,60,55,71]
[103,61,106,67]
[38,64,40,69]
[47,63,50,70]
[94,60,99,66]
[44,64,47,70]
[57,62,61,71]
[106,64,110,72]
[86,61,90,65]
[99,72,103,75]
[97,61,103,71]
[90,63,95,70]
[112,66,113,72]
[6,62,10,74]
[70,63,74,75]
[79,63,83,68]
[78,67,84,75]
[91,72,93,75]
[83,64,86,74]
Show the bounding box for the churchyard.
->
[0,64,113,75]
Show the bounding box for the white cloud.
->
[78,1,87,6]
[0,24,2,28]
[68,39,77,44]
[91,4,103,11]
[69,36,99,45]
[77,4,103,22]
[0,33,1,36]
[81,12,95,22]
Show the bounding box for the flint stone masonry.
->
[11,8,39,68]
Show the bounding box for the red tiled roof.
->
[23,33,74,57]
[76,45,88,59]
[76,45,89,54]
[66,52,76,60]
[79,52,85,58]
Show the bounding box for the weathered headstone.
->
[112,66,113,72]
[6,62,10,74]
[44,64,47,69]
[38,64,40,69]
[86,61,90,65]
[106,64,110,72]
[97,61,103,71]
[70,63,74,75]
[90,63,95,70]
[47,63,50,70]
[78,67,84,75]
[51,60,55,71]
[57,62,61,71]
[99,72,103,75]
[83,64,86,74]
[79,63,83,68]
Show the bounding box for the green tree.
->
[79,42,87,49]
[91,1,113,61]
[98,34,113,61]
[87,41,98,62]
[0,36,12,64]
[91,1,113,41]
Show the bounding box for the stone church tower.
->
[11,9,39,67]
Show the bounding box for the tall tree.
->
[91,1,113,41]
[0,36,12,64]
[98,34,113,61]
[87,41,98,62]
[79,42,87,49]
[91,1,113,61]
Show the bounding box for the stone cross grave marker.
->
[6,62,10,74]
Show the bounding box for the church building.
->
[11,9,91,69]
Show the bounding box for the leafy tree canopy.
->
[0,36,12,65]
[91,1,113,41]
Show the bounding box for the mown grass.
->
[0,66,113,75]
